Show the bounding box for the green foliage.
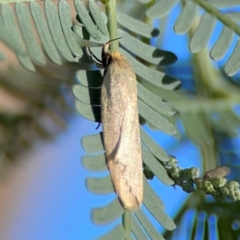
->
[1,0,240,239]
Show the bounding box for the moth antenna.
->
[102,37,123,58]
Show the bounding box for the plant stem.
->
[122,209,131,240]
[188,11,217,171]
[105,0,119,51]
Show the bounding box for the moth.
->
[87,39,143,210]
[203,166,230,180]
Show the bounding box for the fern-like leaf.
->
[146,0,240,76]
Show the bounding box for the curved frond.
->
[0,0,108,70]
[146,0,240,76]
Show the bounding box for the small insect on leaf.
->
[203,166,231,180]
[86,38,143,211]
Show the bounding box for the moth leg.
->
[85,47,104,69]
[95,122,101,130]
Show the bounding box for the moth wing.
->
[101,56,143,210]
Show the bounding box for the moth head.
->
[86,37,122,69]
[102,37,122,67]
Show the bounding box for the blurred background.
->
[1,1,240,240]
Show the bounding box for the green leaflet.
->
[174,1,197,34]
[142,145,174,186]
[81,132,104,153]
[16,3,46,65]
[117,11,159,38]
[210,27,234,61]
[143,177,176,230]
[74,0,101,40]
[1,4,26,54]
[88,0,108,36]
[224,40,240,76]
[189,13,216,53]
[146,0,178,19]
[86,176,114,194]
[134,209,165,240]
[138,99,177,135]
[143,177,165,209]
[0,23,22,55]
[30,1,62,65]
[120,48,180,91]
[44,0,74,61]
[73,25,105,47]
[92,198,124,224]
[73,84,101,105]
[75,100,100,122]
[81,154,107,172]
[98,225,125,240]
[140,128,170,162]
[118,29,177,66]
[131,216,148,240]
[76,70,103,88]
[59,0,83,57]
[137,82,177,117]
[17,54,35,71]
